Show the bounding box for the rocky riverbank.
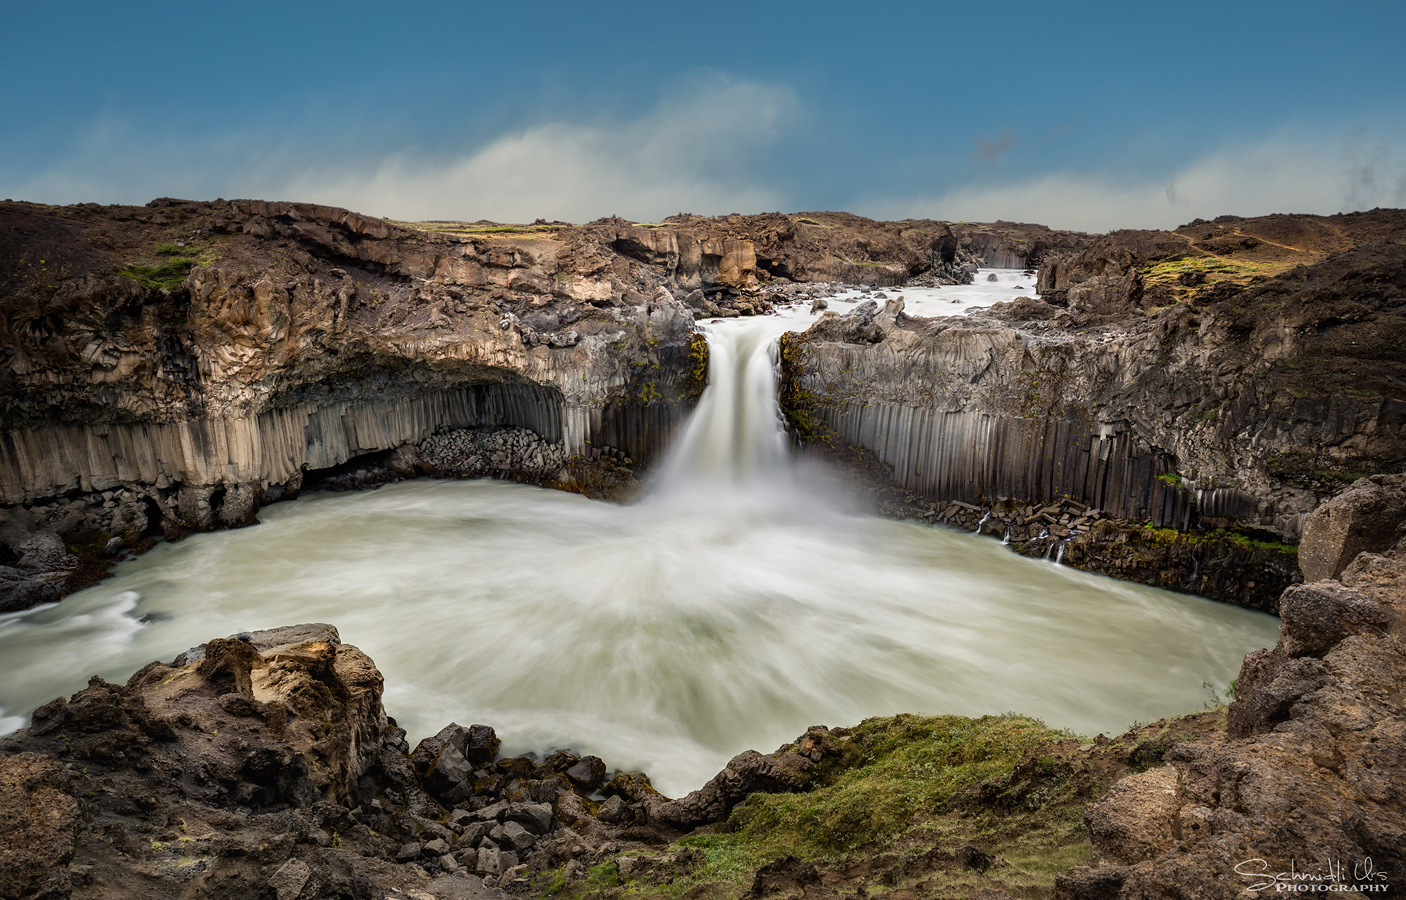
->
[2,475,1401,900]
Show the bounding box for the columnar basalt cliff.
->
[780,211,1406,591]
[4,201,1404,613]
[0,201,985,609]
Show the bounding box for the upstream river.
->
[0,272,1279,797]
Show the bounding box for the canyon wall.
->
[782,212,1406,552]
[0,200,979,607]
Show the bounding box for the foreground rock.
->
[1058,479,1406,899]
[0,619,863,899]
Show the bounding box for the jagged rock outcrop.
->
[611,211,964,288]
[781,211,1406,551]
[0,623,864,899]
[644,727,843,830]
[950,221,1090,271]
[0,623,436,898]
[1057,478,1406,899]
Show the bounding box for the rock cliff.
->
[780,210,1406,605]
[1,201,983,610]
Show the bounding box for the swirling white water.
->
[0,273,1278,797]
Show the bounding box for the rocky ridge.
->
[1057,472,1406,899]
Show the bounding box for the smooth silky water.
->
[0,272,1280,797]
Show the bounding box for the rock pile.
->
[415,427,568,482]
[0,620,847,899]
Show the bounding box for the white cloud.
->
[270,81,796,222]
[3,81,799,223]
[865,131,1406,232]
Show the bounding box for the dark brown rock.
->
[750,856,819,897]
[0,753,80,900]
[1299,474,1406,582]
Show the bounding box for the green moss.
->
[118,255,199,290]
[684,332,709,401]
[587,862,621,889]
[686,714,1074,874]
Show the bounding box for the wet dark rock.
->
[464,724,501,765]
[0,565,60,613]
[563,755,606,791]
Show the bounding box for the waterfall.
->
[651,321,792,495]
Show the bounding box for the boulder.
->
[564,755,606,791]
[506,801,555,835]
[464,723,501,764]
[15,530,77,573]
[1299,474,1406,582]
[0,566,60,613]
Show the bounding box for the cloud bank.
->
[868,130,1406,232]
[6,89,1404,232]
[4,81,799,224]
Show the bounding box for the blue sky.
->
[4,1,1404,231]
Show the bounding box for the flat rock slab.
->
[174,623,341,664]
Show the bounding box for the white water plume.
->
[0,314,1279,797]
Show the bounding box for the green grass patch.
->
[118,255,199,290]
[682,714,1071,875]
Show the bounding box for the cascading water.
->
[653,321,790,489]
[0,315,1280,797]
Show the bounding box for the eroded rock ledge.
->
[1057,471,1406,899]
